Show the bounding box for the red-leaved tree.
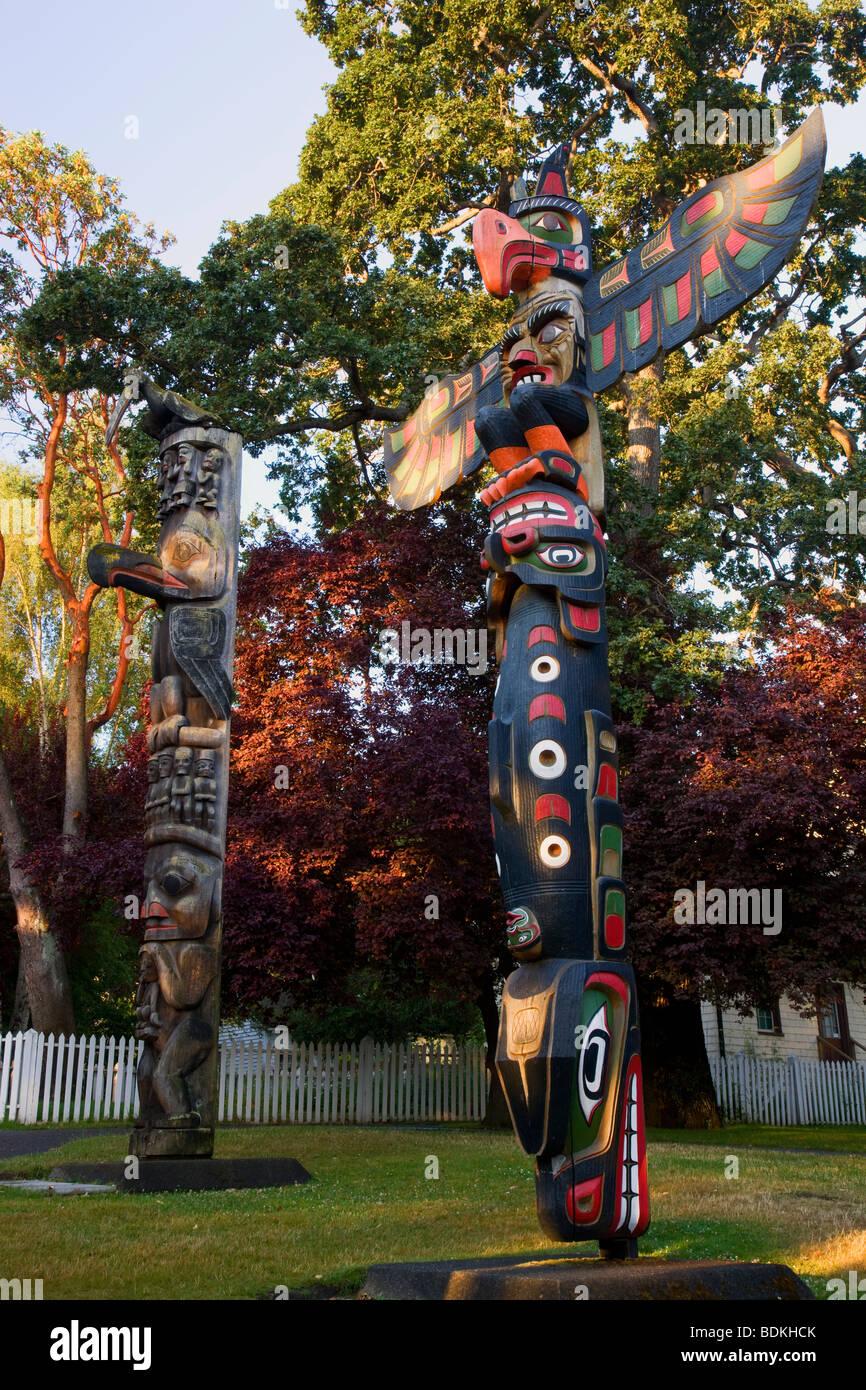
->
[621,594,866,1121]
[224,501,505,1044]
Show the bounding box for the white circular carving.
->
[530,655,560,683]
[529,740,567,779]
[539,834,571,868]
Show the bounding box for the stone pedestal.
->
[362,1254,814,1301]
[48,1157,311,1193]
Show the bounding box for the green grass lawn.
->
[0,1124,863,1300]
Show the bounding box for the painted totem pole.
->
[383,111,825,1250]
[88,378,241,1159]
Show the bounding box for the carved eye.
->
[537,544,584,569]
[172,538,203,566]
[519,209,573,244]
[537,321,567,344]
[529,739,567,779]
[540,834,571,868]
[163,869,193,897]
[535,212,569,233]
[530,655,560,682]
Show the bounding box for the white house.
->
[702,983,866,1063]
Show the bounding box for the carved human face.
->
[173,747,193,777]
[157,751,174,779]
[201,447,224,477]
[173,443,198,502]
[142,845,220,939]
[147,757,161,784]
[195,752,216,778]
[161,448,179,490]
[499,294,582,404]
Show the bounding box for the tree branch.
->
[432,195,497,236]
[272,403,408,437]
[38,393,77,608]
[579,55,658,133]
[351,421,385,500]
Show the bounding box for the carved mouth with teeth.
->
[509,363,554,388]
[490,495,571,533]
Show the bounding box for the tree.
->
[624,594,866,1007]
[287,0,866,641]
[619,592,866,1119]
[0,129,172,1029]
[225,505,505,1040]
[0,708,145,1034]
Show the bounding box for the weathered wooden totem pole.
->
[384,111,825,1251]
[89,379,241,1159]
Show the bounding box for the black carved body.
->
[480,385,649,1248]
[490,583,607,959]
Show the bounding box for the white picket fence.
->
[710,1052,866,1125]
[0,1031,141,1126]
[9,1030,862,1129]
[0,1030,488,1126]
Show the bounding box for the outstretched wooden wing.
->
[383,350,503,510]
[583,108,826,393]
[169,606,233,721]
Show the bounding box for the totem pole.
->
[88,378,241,1159]
[383,111,825,1251]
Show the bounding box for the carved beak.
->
[87,543,190,602]
[472,209,559,297]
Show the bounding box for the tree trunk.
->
[478,967,512,1128]
[639,978,721,1128]
[62,614,90,842]
[10,949,31,1031]
[0,740,75,1034]
[622,353,664,499]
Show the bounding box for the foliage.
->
[223,502,503,1022]
[0,709,147,1012]
[181,1,866,707]
[66,901,139,1036]
[0,128,184,752]
[284,966,484,1042]
[623,595,866,1011]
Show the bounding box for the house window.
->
[756,1003,782,1034]
[818,998,840,1038]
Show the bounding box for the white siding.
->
[702,984,866,1063]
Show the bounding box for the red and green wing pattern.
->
[583,109,826,393]
[383,350,503,510]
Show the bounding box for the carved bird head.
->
[472,144,593,301]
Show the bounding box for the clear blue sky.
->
[3,2,864,518]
